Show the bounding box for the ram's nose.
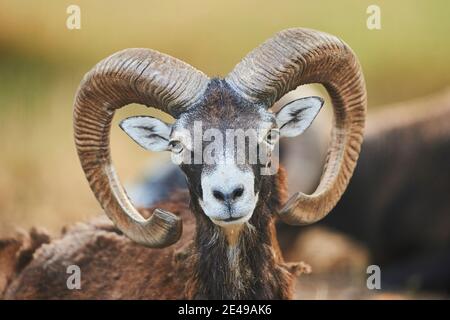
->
[212,185,245,204]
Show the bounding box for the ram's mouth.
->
[223,216,242,222]
[210,214,252,227]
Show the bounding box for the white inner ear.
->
[276,96,324,138]
[119,116,171,152]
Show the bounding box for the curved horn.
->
[226,28,366,225]
[74,48,209,247]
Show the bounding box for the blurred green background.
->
[0,0,449,236]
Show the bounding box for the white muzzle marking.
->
[199,162,258,227]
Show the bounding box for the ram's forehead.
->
[173,78,274,130]
[174,106,275,137]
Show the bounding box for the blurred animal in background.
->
[281,89,450,295]
[323,89,450,294]
[0,28,367,299]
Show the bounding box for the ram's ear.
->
[119,116,171,152]
[276,96,324,138]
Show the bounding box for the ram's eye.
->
[264,129,279,146]
[169,140,183,154]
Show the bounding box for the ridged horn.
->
[226,28,366,225]
[74,48,209,247]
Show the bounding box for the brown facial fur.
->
[185,167,294,299]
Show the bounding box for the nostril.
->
[213,190,225,202]
[232,186,244,200]
[213,186,244,202]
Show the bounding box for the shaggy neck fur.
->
[185,167,295,299]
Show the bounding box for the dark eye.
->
[169,140,183,154]
[265,129,279,145]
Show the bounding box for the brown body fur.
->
[1,167,304,299]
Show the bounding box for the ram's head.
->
[74,28,366,248]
